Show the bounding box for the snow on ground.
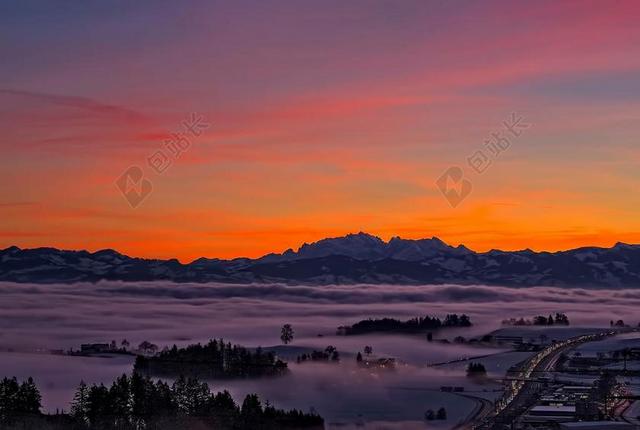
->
[438,350,533,374]
[2,281,636,428]
[604,360,640,371]
[574,331,640,357]
[491,326,611,344]
[210,360,479,428]
[623,400,640,423]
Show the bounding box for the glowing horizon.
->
[2,1,640,262]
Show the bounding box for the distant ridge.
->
[2,232,640,287]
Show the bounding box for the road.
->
[453,393,494,430]
[475,329,622,429]
[428,352,504,367]
[385,385,496,429]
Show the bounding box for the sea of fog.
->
[1,282,639,428]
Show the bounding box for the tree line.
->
[296,346,339,363]
[502,312,570,326]
[0,377,41,422]
[338,314,472,335]
[134,339,287,378]
[0,374,324,430]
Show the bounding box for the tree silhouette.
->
[18,377,41,415]
[70,380,89,422]
[342,314,472,335]
[138,340,158,355]
[0,373,324,429]
[68,373,322,429]
[466,362,487,378]
[136,339,287,378]
[0,376,42,423]
[280,324,294,345]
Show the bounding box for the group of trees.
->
[534,313,570,326]
[608,319,640,328]
[297,346,339,363]
[0,373,324,430]
[67,373,323,429]
[611,347,639,371]
[134,339,287,378]
[442,314,472,327]
[424,407,447,421]
[356,346,374,363]
[106,339,135,353]
[69,340,157,357]
[466,362,487,378]
[502,312,570,326]
[340,314,471,335]
[0,377,41,423]
[137,340,159,355]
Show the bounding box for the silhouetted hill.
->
[2,233,640,287]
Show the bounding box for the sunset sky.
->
[1,0,639,262]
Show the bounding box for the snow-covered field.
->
[491,326,610,343]
[0,281,639,428]
[624,400,640,424]
[574,331,640,357]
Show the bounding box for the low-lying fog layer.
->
[0,282,638,428]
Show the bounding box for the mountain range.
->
[2,232,640,287]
